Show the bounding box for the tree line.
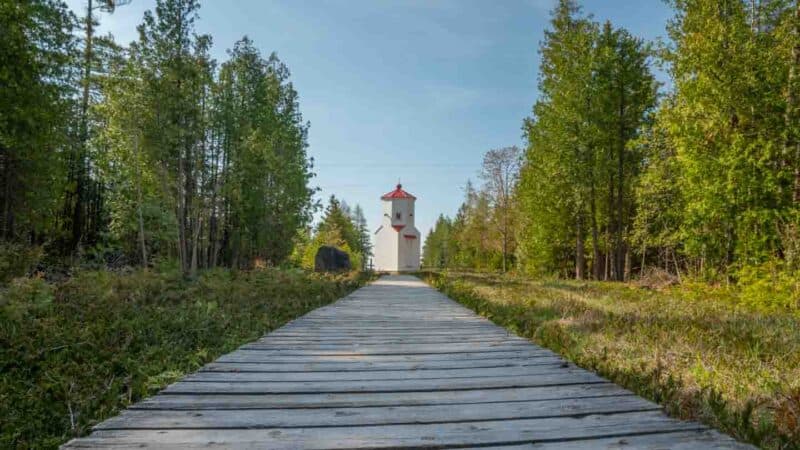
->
[424,0,800,286]
[1,0,374,277]
[292,195,372,271]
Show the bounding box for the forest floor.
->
[0,267,371,449]
[423,271,800,450]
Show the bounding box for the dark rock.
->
[314,246,352,272]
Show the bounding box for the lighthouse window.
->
[395,212,402,220]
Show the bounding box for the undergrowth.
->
[0,267,369,449]
[423,271,800,450]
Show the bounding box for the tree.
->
[631,107,685,276]
[96,2,315,272]
[517,1,656,279]
[480,146,522,272]
[518,0,598,278]
[591,22,657,280]
[658,0,796,277]
[0,0,76,244]
[212,38,314,268]
[350,204,372,270]
[300,196,362,270]
[422,214,455,269]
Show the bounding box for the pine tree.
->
[0,0,76,243]
[658,0,796,277]
[517,1,655,279]
[422,214,455,269]
[351,204,372,270]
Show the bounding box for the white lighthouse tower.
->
[374,184,421,272]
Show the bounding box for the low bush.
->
[423,271,800,450]
[0,243,43,283]
[736,261,800,312]
[0,267,369,448]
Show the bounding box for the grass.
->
[422,271,800,450]
[0,267,370,449]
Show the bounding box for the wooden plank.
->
[132,383,631,410]
[184,364,575,382]
[200,357,566,372]
[256,335,522,343]
[238,342,533,353]
[471,430,753,449]
[161,372,606,394]
[215,349,557,363]
[95,396,661,430]
[63,410,704,449]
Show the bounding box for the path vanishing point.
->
[63,275,753,449]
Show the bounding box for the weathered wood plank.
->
[162,371,606,394]
[464,430,754,449]
[238,342,533,353]
[95,396,660,430]
[64,411,704,449]
[215,349,557,363]
[255,335,522,344]
[200,357,566,372]
[131,383,631,410]
[185,364,575,382]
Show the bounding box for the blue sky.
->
[65,0,673,249]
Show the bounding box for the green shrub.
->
[0,243,43,283]
[0,267,368,448]
[736,262,800,312]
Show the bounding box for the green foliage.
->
[423,172,522,272]
[736,261,800,312]
[512,0,800,289]
[422,214,456,268]
[517,1,657,280]
[0,0,76,243]
[656,0,798,275]
[0,267,368,448]
[0,243,44,283]
[3,0,316,273]
[296,196,368,271]
[211,39,315,268]
[424,271,800,449]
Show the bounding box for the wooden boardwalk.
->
[64,275,752,449]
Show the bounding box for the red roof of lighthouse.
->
[381,184,416,200]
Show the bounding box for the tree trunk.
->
[615,79,627,281]
[134,135,148,266]
[71,0,95,251]
[176,151,187,274]
[640,242,647,276]
[590,179,601,279]
[605,232,612,280]
[576,213,585,280]
[190,215,201,278]
[1,145,14,240]
[624,245,631,281]
[207,130,220,268]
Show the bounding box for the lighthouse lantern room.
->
[374,184,421,272]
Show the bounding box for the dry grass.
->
[423,271,800,450]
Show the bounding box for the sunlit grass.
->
[424,271,800,450]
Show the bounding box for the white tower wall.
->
[374,184,420,272]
